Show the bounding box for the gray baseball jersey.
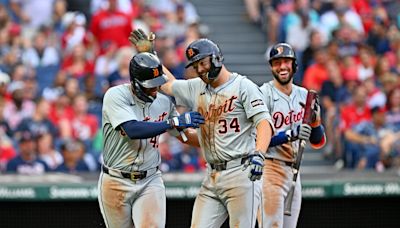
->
[172,73,272,227]
[259,80,308,228]
[173,73,272,163]
[102,83,177,171]
[99,83,176,228]
[260,81,308,162]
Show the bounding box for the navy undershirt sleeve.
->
[310,125,325,144]
[269,131,289,147]
[120,120,172,139]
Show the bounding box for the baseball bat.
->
[284,90,318,216]
[180,131,188,142]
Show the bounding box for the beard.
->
[272,71,293,85]
[199,72,213,84]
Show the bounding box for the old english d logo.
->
[276,46,284,55]
[187,48,195,58]
[153,68,159,77]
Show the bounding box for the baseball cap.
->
[370,106,386,115]
[18,131,35,143]
[0,71,10,85]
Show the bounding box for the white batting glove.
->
[242,152,265,181]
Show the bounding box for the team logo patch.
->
[276,46,284,55]
[251,99,264,107]
[187,48,195,58]
[153,68,159,77]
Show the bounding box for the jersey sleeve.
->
[103,87,138,129]
[172,78,200,109]
[240,78,272,122]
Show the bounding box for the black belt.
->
[209,157,248,171]
[265,157,293,167]
[102,165,157,181]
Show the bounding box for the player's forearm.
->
[120,120,171,139]
[309,125,326,149]
[178,128,200,147]
[256,119,272,153]
[160,65,176,96]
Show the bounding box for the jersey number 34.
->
[218,118,240,134]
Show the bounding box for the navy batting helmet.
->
[269,43,298,73]
[129,52,167,102]
[185,39,224,80]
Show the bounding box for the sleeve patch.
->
[251,99,264,107]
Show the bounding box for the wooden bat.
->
[284,90,318,216]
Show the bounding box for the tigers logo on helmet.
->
[187,48,195,58]
[276,46,284,55]
[153,68,159,77]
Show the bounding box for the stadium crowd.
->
[245,0,400,171]
[0,0,400,174]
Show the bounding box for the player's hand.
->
[286,124,312,141]
[310,98,321,127]
[167,111,205,129]
[242,152,265,181]
[129,29,155,53]
[299,96,321,127]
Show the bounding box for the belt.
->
[209,157,248,171]
[102,165,158,181]
[265,157,293,167]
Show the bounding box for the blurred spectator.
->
[319,0,364,41]
[299,29,325,82]
[356,45,376,81]
[335,25,360,58]
[243,0,262,25]
[374,55,393,84]
[22,29,60,68]
[51,0,68,35]
[59,93,98,151]
[152,0,199,25]
[385,87,400,131]
[380,72,398,95]
[6,131,49,174]
[364,77,386,108]
[345,106,391,170]
[161,3,193,44]
[0,97,16,171]
[366,11,391,54]
[90,0,132,54]
[14,98,58,139]
[0,70,11,102]
[320,60,351,158]
[340,85,372,168]
[61,11,92,54]
[285,0,320,53]
[37,132,63,170]
[160,46,185,80]
[3,81,35,130]
[61,43,94,80]
[302,46,329,92]
[94,41,119,78]
[0,98,13,139]
[48,92,74,127]
[10,0,56,38]
[55,139,89,173]
[106,46,135,87]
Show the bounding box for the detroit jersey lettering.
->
[172,73,272,163]
[259,81,308,162]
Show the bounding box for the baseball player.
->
[259,43,326,228]
[98,52,205,228]
[130,30,274,228]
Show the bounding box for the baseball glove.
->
[129,29,156,53]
